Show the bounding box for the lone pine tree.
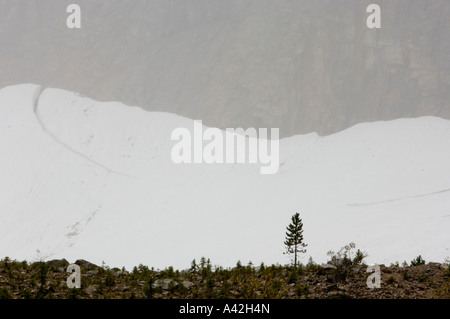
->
[284,212,307,268]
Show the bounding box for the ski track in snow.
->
[33,86,136,178]
[347,188,450,207]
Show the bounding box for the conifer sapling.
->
[284,212,307,268]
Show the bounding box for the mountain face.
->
[1,0,450,137]
[1,84,449,269]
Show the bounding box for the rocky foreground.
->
[0,257,449,299]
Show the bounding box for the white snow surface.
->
[0,84,449,270]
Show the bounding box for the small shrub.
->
[295,284,309,298]
[444,265,450,279]
[417,271,428,283]
[104,270,116,287]
[271,279,282,292]
[305,258,323,274]
[20,288,33,299]
[434,281,450,298]
[327,243,368,281]
[287,268,298,284]
[67,287,82,299]
[386,276,396,284]
[410,255,425,266]
[296,264,304,276]
[217,281,231,299]
[402,271,411,281]
[143,277,158,299]
[0,288,13,299]
[390,261,399,267]
[353,249,367,266]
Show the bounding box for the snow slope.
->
[1,84,449,269]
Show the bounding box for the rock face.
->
[1,0,449,137]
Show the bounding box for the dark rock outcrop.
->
[1,0,449,137]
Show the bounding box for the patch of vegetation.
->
[443,262,450,279]
[402,270,411,281]
[410,255,425,266]
[386,276,397,284]
[295,283,310,298]
[416,271,428,283]
[0,288,13,299]
[0,255,448,299]
[326,242,368,282]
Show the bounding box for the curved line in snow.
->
[33,85,136,178]
[347,188,450,207]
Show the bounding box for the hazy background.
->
[1,0,449,137]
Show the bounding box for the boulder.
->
[321,264,337,270]
[152,279,178,290]
[74,259,99,271]
[115,270,126,277]
[45,259,69,269]
[181,281,195,289]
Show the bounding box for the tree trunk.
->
[294,243,297,268]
